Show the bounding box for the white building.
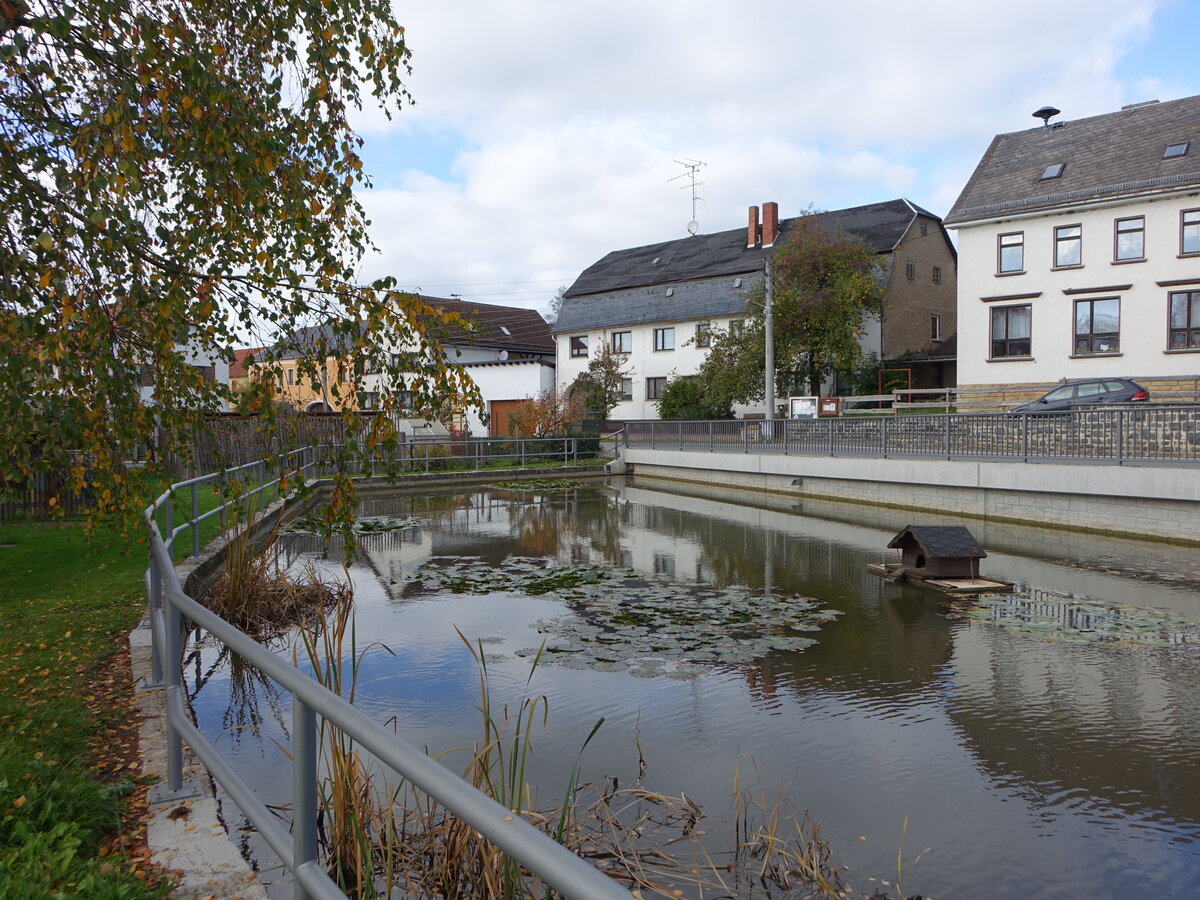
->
[554,199,958,420]
[945,96,1200,392]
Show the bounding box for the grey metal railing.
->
[622,406,1200,466]
[143,453,631,900]
[304,435,584,477]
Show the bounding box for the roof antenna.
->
[670,158,706,235]
[1032,106,1061,127]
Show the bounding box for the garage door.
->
[489,399,528,436]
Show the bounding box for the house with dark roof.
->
[945,95,1200,395]
[265,296,555,435]
[554,199,957,420]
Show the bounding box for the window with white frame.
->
[695,322,712,348]
[1054,225,1082,267]
[729,319,744,339]
[1182,209,1200,255]
[653,327,675,351]
[905,260,915,280]
[569,335,588,357]
[646,376,667,399]
[998,232,1024,273]
[930,314,942,341]
[932,266,942,285]
[1114,217,1144,261]
[610,331,631,354]
[1074,297,1119,355]
[1169,291,1200,350]
[990,304,1031,358]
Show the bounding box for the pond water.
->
[188,475,1200,898]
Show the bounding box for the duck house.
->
[888,525,985,578]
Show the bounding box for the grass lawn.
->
[0,519,169,897]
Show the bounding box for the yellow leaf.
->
[12,796,25,808]
[121,134,135,152]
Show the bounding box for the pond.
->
[187,475,1200,898]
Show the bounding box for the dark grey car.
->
[1009,378,1149,414]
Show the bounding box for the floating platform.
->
[867,562,1013,595]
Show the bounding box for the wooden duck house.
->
[868,525,1011,594]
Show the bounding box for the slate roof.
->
[269,296,554,359]
[945,95,1200,225]
[888,525,986,559]
[555,199,938,334]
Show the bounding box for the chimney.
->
[747,205,760,248]
[762,202,779,247]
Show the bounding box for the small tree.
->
[506,389,581,438]
[694,214,885,404]
[568,343,629,421]
[657,376,733,420]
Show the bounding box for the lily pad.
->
[287,514,423,534]
[491,479,586,492]
[961,589,1200,647]
[415,557,839,677]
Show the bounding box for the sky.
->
[347,0,1200,319]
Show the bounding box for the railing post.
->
[1116,408,1125,465]
[165,496,174,558]
[573,437,578,466]
[149,552,163,685]
[191,483,200,558]
[882,416,889,459]
[679,421,684,451]
[709,421,714,453]
[828,417,834,456]
[293,697,319,900]
[945,413,952,460]
[520,439,526,468]
[1021,413,1029,463]
[651,422,656,450]
[165,597,183,792]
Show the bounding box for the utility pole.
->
[764,257,775,420]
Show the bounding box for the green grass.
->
[0,521,168,896]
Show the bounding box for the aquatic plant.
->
[491,479,586,492]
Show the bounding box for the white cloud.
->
[346,0,1181,314]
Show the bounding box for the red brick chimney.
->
[762,202,779,247]
[747,205,760,248]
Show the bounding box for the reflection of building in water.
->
[279,526,430,595]
[947,622,1200,834]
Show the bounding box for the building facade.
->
[554,199,957,420]
[945,96,1200,394]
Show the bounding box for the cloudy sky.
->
[348,0,1199,318]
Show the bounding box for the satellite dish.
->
[1032,106,1061,127]
[687,220,699,235]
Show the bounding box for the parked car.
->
[1009,378,1149,414]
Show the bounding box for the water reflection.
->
[192,477,1200,898]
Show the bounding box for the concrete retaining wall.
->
[623,449,1200,544]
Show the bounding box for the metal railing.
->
[143,453,632,900]
[623,406,1200,467]
[302,435,586,477]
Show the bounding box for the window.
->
[1114,217,1144,261]
[1074,298,1120,354]
[1182,210,1200,255]
[931,314,942,341]
[729,319,744,339]
[619,378,633,401]
[990,304,1032,358]
[920,221,929,235]
[695,322,712,348]
[1040,162,1066,180]
[396,389,416,410]
[1164,141,1190,159]
[611,331,631,354]
[569,335,588,358]
[358,391,379,410]
[287,368,295,385]
[998,232,1024,273]
[646,376,667,399]
[932,265,942,285]
[1169,291,1200,350]
[653,327,675,351]
[1055,225,1082,267]
[905,260,915,280]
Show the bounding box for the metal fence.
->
[144,451,631,900]
[623,406,1200,466]
[303,435,589,477]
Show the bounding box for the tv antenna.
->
[670,158,706,235]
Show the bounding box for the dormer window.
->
[1040,163,1066,180]
[651,257,661,265]
[1164,141,1190,159]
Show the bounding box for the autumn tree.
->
[696,216,885,407]
[0,0,478,529]
[568,343,629,421]
[506,388,581,439]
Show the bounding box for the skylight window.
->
[499,325,511,335]
[1164,141,1190,159]
[1040,163,1066,180]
